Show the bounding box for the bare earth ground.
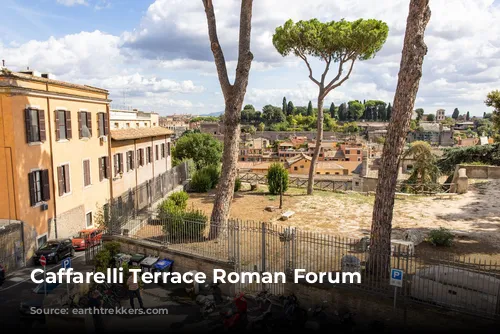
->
[186,180,500,260]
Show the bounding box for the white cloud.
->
[3,0,500,115]
[56,0,88,6]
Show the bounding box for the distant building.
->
[436,109,445,121]
[110,109,159,129]
[407,123,454,146]
[454,121,475,131]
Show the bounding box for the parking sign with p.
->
[390,269,403,287]
[62,257,71,270]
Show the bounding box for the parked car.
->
[0,263,5,286]
[33,239,74,265]
[19,282,61,323]
[72,228,103,251]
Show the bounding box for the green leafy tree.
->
[282,97,287,114]
[307,101,313,116]
[466,111,470,121]
[287,101,295,116]
[386,103,392,120]
[172,133,222,170]
[263,105,286,124]
[295,106,307,116]
[348,100,364,120]
[377,104,387,121]
[273,18,388,195]
[476,119,494,137]
[243,104,255,112]
[338,103,347,121]
[427,113,435,122]
[452,108,460,120]
[415,108,424,121]
[258,122,265,132]
[329,102,336,119]
[266,163,289,195]
[248,125,256,135]
[403,141,440,184]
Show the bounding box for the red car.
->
[72,228,103,250]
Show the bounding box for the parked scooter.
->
[219,293,248,331]
[279,293,307,328]
[246,294,273,332]
[195,283,223,318]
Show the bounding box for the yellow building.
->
[0,69,112,257]
[110,126,174,214]
[286,153,350,176]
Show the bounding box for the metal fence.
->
[105,161,191,234]
[111,216,500,319]
[238,172,353,192]
[395,182,455,195]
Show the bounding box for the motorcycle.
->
[279,293,307,328]
[246,294,274,332]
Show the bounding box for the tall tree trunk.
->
[209,99,242,238]
[203,0,253,237]
[369,0,431,274]
[307,90,325,195]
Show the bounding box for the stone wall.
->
[56,204,86,239]
[457,164,500,179]
[110,236,236,296]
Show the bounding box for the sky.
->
[1,0,500,117]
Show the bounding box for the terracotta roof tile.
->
[111,127,174,141]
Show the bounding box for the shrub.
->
[266,163,289,195]
[161,208,207,241]
[190,170,213,192]
[427,227,454,247]
[190,165,221,192]
[103,241,121,257]
[157,199,182,220]
[94,249,111,273]
[203,165,221,186]
[169,191,189,210]
[234,178,242,192]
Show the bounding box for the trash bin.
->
[140,256,159,273]
[153,259,174,285]
[114,253,131,267]
[128,253,146,266]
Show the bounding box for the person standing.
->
[88,289,104,332]
[127,273,145,309]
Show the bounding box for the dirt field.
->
[186,180,500,257]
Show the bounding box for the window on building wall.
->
[97,112,108,137]
[37,235,47,248]
[345,150,350,154]
[83,159,91,187]
[98,157,110,181]
[146,147,152,163]
[167,142,171,156]
[57,164,71,196]
[136,123,140,128]
[28,169,50,206]
[294,167,298,171]
[300,165,304,169]
[86,212,93,228]
[114,153,124,176]
[345,158,350,161]
[114,122,119,129]
[357,150,361,155]
[78,111,92,138]
[326,172,330,175]
[125,123,130,128]
[126,151,134,172]
[137,149,143,167]
[24,108,46,143]
[357,157,361,161]
[161,144,165,158]
[155,145,159,161]
[144,123,147,127]
[153,123,156,126]
[56,110,72,140]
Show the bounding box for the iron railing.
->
[109,216,500,319]
[238,172,353,192]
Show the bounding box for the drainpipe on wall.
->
[106,103,113,202]
[45,83,58,239]
[134,139,138,216]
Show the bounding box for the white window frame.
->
[36,233,48,249]
[85,210,93,228]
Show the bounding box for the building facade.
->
[436,109,445,121]
[110,109,159,130]
[0,70,112,256]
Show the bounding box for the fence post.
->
[261,222,266,278]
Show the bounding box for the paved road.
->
[0,251,89,330]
